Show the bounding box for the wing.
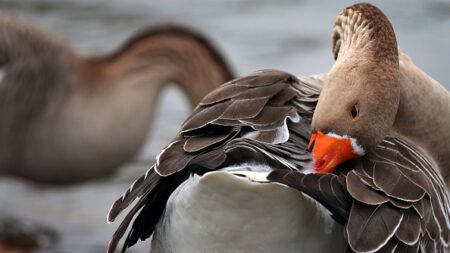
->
[268,136,450,253]
[107,70,324,253]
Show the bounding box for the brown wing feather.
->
[268,86,297,106]
[183,128,236,153]
[200,83,248,105]
[239,106,294,127]
[394,242,419,253]
[346,170,389,205]
[395,209,421,245]
[346,202,404,252]
[389,198,413,209]
[107,166,160,222]
[372,161,426,202]
[233,81,287,99]
[220,97,270,120]
[155,140,196,176]
[107,190,152,253]
[234,69,293,87]
[378,238,399,253]
[180,100,232,132]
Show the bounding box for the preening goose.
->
[107,3,449,253]
[309,3,450,186]
[0,12,233,184]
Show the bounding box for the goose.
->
[107,3,449,253]
[308,4,450,183]
[0,11,233,184]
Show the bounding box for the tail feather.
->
[107,189,152,253]
[107,170,190,253]
[108,166,160,223]
[120,172,190,252]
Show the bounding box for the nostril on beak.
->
[307,139,315,152]
[316,158,325,168]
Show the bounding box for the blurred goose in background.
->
[0,11,233,184]
[108,3,449,253]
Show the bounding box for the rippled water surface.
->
[0,0,448,252]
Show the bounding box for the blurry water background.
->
[0,0,448,252]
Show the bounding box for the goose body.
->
[0,11,232,184]
[150,171,345,253]
[108,3,449,253]
[108,72,449,253]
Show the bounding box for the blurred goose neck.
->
[89,27,234,107]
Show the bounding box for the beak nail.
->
[307,139,315,152]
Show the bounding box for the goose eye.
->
[350,105,358,119]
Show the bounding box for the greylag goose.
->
[107,3,449,253]
[0,11,233,184]
[309,4,450,184]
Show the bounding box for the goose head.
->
[310,3,400,173]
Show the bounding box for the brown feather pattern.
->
[108,70,449,253]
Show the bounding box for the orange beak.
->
[307,131,362,173]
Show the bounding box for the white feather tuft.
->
[325,132,365,156]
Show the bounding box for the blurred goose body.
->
[0,12,233,184]
[108,3,449,253]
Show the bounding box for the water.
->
[0,0,448,252]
